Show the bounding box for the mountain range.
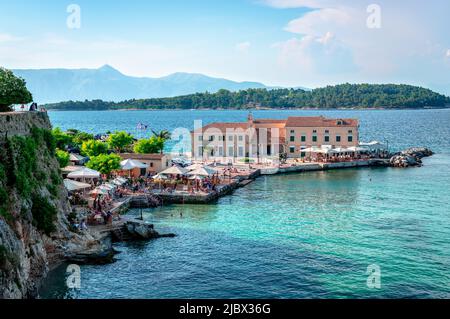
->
[12,65,275,104]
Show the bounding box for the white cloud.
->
[0,33,23,43]
[236,42,251,54]
[269,0,450,90]
[446,49,450,58]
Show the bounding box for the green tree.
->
[134,136,163,154]
[86,154,121,176]
[55,149,70,168]
[51,128,73,150]
[151,130,171,154]
[81,139,108,157]
[72,131,94,146]
[108,131,134,153]
[0,68,33,112]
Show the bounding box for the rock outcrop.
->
[125,221,176,240]
[0,112,110,298]
[390,147,434,168]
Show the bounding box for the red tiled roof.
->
[285,116,358,127]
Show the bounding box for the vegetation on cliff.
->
[0,127,60,235]
[44,84,450,110]
[0,68,33,112]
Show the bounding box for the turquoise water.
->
[41,109,450,298]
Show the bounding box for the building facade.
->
[119,153,171,176]
[191,115,359,161]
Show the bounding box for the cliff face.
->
[0,112,74,298]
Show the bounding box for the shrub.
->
[55,149,70,168]
[31,194,57,235]
[86,153,121,176]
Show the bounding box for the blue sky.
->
[1,0,450,94]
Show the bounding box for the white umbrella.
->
[63,179,91,191]
[188,175,205,180]
[62,165,83,174]
[153,174,169,180]
[332,147,351,153]
[347,146,368,152]
[120,159,149,170]
[67,167,101,179]
[160,166,188,176]
[303,147,327,154]
[187,166,217,177]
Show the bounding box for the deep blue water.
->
[40,109,450,298]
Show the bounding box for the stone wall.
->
[0,112,51,137]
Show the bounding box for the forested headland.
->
[44,83,450,111]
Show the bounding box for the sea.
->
[39,109,450,298]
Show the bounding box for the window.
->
[290,146,295,153]
[300,152,306,157]
[228,135,233,141]
[348,135,353,142]
[313,130,317,133]
[238,146,244,157]
[312,135,318,142]
[198,135,203,141]
[301,135,306,142]
[150,163,154,168]
[228,146,234,156]
[290,136,295,142]
[209,136,214,142]
[325,130,329,134]
[238,135,244,142]
[348,130,353,134]
[218,147,223,156]
[290,130,295,134]
[337,121,343,125]
[324,136,330,143]
[336,135,341,142]
[198,146,203,156]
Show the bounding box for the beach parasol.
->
[186,166,217,177]
[160,166,188,176]
[63,179,91,192]
[67,167,101,179]
[120,159,149,170]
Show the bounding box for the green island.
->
[44,84,450,111]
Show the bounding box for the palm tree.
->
[151,130,171,154]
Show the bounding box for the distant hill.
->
[44,84,450,110]
[12,65,269,104]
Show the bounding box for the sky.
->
[1,0,450,94]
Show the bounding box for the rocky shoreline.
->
[63,220,176,265]
[389,147,434,168]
